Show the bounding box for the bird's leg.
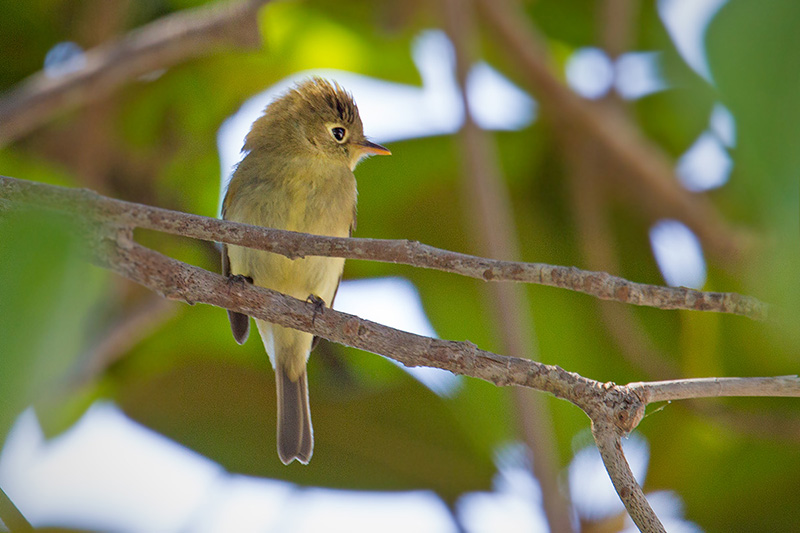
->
[225,274,254,345]
[306,294,326,326]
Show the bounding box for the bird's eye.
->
[331,127,346,142]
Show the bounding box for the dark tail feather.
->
[228,310,250,345]
[276,367,313,465]
[221,246,250,345]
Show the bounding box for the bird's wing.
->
[222,242,251,345]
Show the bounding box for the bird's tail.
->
[256,319,314,464]
[275,365,313,465]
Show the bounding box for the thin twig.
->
[635,376,800,404]
[0,0,269,146]
[0,176,769,320]
[591,426,666,533]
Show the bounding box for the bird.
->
[221,78,390,464]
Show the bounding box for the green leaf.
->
[707,0,800,205]
[117,354,495,501]
[0,208,103,440]
[706,0,800,347]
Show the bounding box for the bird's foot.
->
[306,294,326,325]
[227,274,253,287]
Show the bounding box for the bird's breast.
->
[231,157,355,235]
[224,156,356,301]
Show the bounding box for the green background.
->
[1,0,798,531]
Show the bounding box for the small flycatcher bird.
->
[222,78,390,465]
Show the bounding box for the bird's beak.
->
[356,140,391,156]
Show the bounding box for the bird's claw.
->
[227,274,253,286]
[306,294,326,325]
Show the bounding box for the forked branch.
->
[2,175,796,533]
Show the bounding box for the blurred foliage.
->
[0,0,798,531]
[0,209,106,441]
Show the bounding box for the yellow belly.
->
[227,245,345,304]
[223,157,356,378]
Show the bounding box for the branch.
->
[104,215,800,533]
[110,238,607,404]
[599,0,640,60]
[104,229,800,533]
[634,376,800,403]
[0,0,270,146]
[97,230,800,402]
[564,126,800,444]
[591,427,666,533]
[475,0,748,264]
[2,175,797,533]
[0,176,769,320]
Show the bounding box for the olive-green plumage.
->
[222,78,389,465]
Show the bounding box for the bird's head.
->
[247,77,390,170]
